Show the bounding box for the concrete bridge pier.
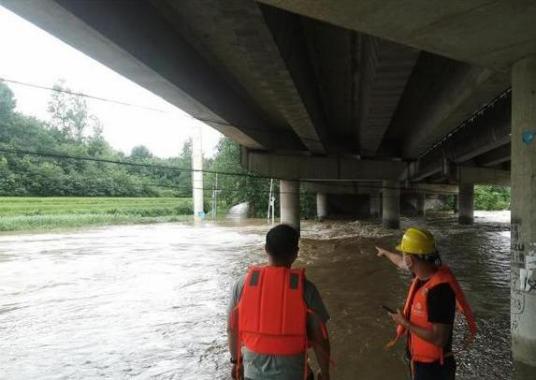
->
[511,56,536,373]
[316,192,328,221]
[369,189,381,219]
[382,180,400,229]
[280,180,300,231]
[458,183,474,225]
[416,193,426,217]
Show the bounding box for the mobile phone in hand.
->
[381,304,396,314]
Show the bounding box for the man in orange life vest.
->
[227,224,331,380]
[377,227,477,380]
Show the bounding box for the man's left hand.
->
[389,309,409,328]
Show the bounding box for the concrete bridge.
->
[2,0,535,373]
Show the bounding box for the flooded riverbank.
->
[0,212,511,379]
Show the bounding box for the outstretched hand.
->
[376,246,387,257]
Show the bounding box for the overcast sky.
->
[0,6,222,158]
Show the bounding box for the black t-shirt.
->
[413,280,456,353]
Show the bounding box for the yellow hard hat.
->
[396,227,436,255]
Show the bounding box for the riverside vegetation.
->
[0,197,192,232]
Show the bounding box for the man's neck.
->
[268,261,292,268]
[415,265,437,281]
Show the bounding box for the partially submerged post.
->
[382,180,400,229]
[369,188,381,219]
[280,180,300,231]
[316,192,327,221]
[458,183,474,225]
[416,192,426,217]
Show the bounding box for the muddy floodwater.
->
[0,212,511,379]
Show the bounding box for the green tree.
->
[130,145,153,160]
[173,139,193,197]
[0,80,172,197]
[475,185,511,210]
[207,138,272,217]
[47,80,90,142]
[0,81,16,121]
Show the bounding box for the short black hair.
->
[415,251,442,266]
[265,224,299,261]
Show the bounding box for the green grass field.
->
[0,197,193,232]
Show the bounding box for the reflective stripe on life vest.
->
[390,265,477,363]
[237,265,308,356]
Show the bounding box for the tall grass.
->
[0,197,193,232]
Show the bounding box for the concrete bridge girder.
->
[303,181,380,195]
[302,181,458,196]
[256,0,536,71]
[409,93,512,183]
[245,151,406,181]
[458,166,510,187]
[391,59,509,159]
[476,144,511,168]
[410,163,511,187]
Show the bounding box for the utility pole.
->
[212,174,218,219]
[267,178,275,224]
[192,124,204,221]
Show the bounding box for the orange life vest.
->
[394,265,477,364]
[237,265,309,355]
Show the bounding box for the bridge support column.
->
[316,192,328,221]
[458,183,474,225]
[382,180,400,229]
[416,193,426,217]
[370,189,381,219]
[511,56,536,373]
[280,180,300,231]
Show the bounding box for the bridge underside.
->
[1,1,514,167]
[2,0,536,369]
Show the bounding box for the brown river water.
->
[0,212,511,379]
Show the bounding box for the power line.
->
[0,146,271,179]
[0,77,323,144]
[0,77,168,113]
[0,146,462,196]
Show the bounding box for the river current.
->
[0,212,511,379]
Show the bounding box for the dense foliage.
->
[0,81,193,197]
[205,138,273,217]
[475,185,510,210]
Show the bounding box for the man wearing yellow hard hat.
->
[376,227,477,380]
